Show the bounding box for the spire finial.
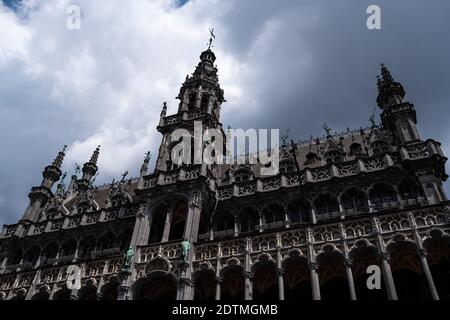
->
[281,129,290,147]
[380,63,393,85]
[52,144,67,168]
[322,123,332,138]
[161,101,167,117]
[207,27,215,50]
[89,145,101,165]
[121,170,129,182]
[376,62,405,109]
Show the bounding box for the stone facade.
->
[0,49,449,301]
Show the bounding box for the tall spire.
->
[77,146,101,191]
[89,145,101,165]
[376,63,405,109]
[377,63,421,144]
[51,145,67,168]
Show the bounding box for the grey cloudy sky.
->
[0,0,449,226]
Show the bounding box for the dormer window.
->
[325,150,343,164]
[280,160,295,174]
[305,152,318,165]
[350,143,362,156]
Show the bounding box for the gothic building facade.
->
[1,47,449,301]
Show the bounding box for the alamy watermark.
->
[170,121,280,175]
[66,4,82,30]
[367,5,381,30]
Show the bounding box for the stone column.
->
[215,276,223,300]
[379,253,398,300]
[161,208,173,243]
[244,271,253,300]
[117,272,132,300]
[283,208,290,228]
[258,212,264,233]
[310,207,317,224]
[309,263,321,300]
[276,245,285,300]
[233,216,239,237]
[308,266,320,301]
[215,249,222,300]
[73,241,80,262]
[417,249,439,300]
[177,263,194,300]
[344,259,357,300]
[183,192,202,242]
[129,203,151,247]
[278,268,285,300]
[244,238,253,300]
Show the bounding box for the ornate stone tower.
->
[20,145,67,223]
[154,48,226,172]
[377,64,448,204]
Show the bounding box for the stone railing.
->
[216,141,443,201]
[0,257,125,298]
[137,241,181,264]
[141,164,205,190]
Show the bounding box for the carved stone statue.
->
[180,239,191,263]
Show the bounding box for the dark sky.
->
[0,0,449,226]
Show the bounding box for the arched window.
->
[168,201,188,241]
[61,240,77,260]
[397,180,423,202]
[280,160,295,174]
[117,230,132,252]
[98,232,117,253]
[341,189,368,213]
[148,205,168,244]
[262,203,285,228]
[239,208,259,233]
[287,200,310,224]
[350,143,362,156]
[305,153,318,165]
[215,213,234,232]
[371,141,389,156]
[6,249,22,266]
[314,194,339,215]
[23,247,40,267]
[187,92,197,111]
[200,93,210,109]
[369,184,398,209]
[42,243,59,265]
[79,236,96,259]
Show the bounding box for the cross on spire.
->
[322,123,332,137]
[207,28,215,49]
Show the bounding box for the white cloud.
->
[1,0,449,225]
[0,0,253,181]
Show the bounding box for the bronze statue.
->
[180,239,191,263]
[122,247,134,272]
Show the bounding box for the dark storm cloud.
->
[0,0,449,226]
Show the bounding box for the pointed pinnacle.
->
[52,145,67,168]
[89,145,101,165]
